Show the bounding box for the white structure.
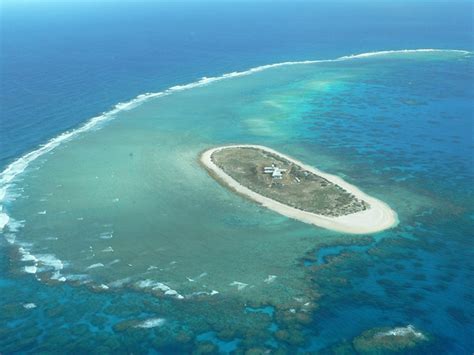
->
[263,164,287,179]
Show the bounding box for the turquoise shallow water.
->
[1,50,473,352]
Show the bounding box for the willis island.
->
[201,145,398,234]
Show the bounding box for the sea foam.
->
[24,265,38,274]
[0,211,9,230]
[230,281,248,291]
[136,279,184,299]
[376,325,426,339]
[86,263,105,270]
[264,275,277,283]
[134,318,166,329]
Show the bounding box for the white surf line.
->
[201,145,398,234]
[0,48,469,232]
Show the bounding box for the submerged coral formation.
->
[353,325,430,353]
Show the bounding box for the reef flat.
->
[0,48,471,353]
[202,145,397,234]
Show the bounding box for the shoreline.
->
[201,145,398,234]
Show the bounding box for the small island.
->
[201,145,397,234]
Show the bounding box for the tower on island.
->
[263,164,287,179]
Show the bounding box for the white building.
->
[263,164,287,179]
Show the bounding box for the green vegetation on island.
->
[211,146,369,217]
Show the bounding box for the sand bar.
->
[201,145,398,234]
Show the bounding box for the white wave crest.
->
[189,290,219,297]
[4,218,24,233]
[36,253,64,270]
[339,48,469,60]
[264,275,277,283]
[99,231,114,240]
[0,211,9,230]
[24,265,37,274]
[86,263,105,270]
[15,243,66,281]
[136,279,184,299]
[20,252,37,263]
[4,233,16,244]
[108,277,131,287]
[376,324,426,339]
[95,284,109,290]
[51,271,66,282]
[134,318,166,329]
[230,281,248,291]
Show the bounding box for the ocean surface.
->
[1,1,473,353]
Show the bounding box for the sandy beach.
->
[201,145,398,234]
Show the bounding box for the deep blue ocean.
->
[1,1,473,354]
